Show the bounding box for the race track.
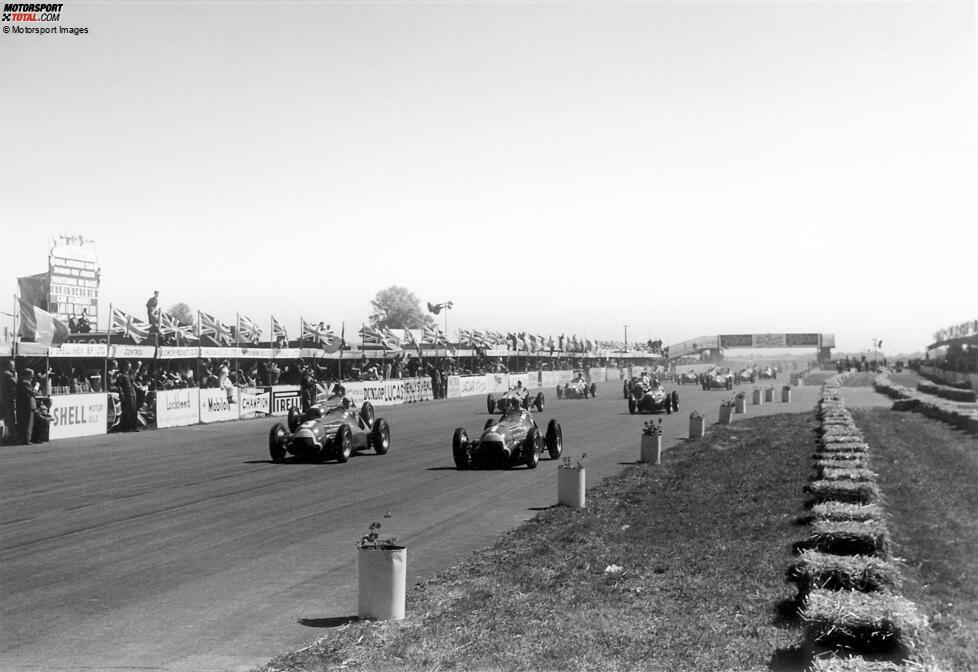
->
[1,380,839,672]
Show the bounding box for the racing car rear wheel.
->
[623,382,629,399]
[590,383,598,398]
[486,394,495,414]
[533,392,545,412]
[628,395,637,415]
[545,419,563,460]
[452,428,472,470]
[268,423,287,463]
[556,385,563,399]
[334,424,353,463]
[370,418,390,455]
[287,406,301,433]
[524,427,542,469]
[360,401,375,428]
[671,391,679,412]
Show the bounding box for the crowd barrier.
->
[38,369,635,441]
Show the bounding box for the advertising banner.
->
[509,373,531,389]
[238,387,271,419]
[48,392,109,440]
[199,387,239,423]
[48,342,108,358]
[346,377,434,406]
[269,386,301,416]
[200,347,242,359]
[446,375,461,399]
[719,334,754,348]
[753,333,787,348]
[459,375,490,397]
[158,347,200,360]
[156,388,200,428]
[487,373,510,394]
[557,370,577,384]
[539,371,560,389]
[110,345,157,359]
[785,333,820,347]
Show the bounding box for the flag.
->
[111,307,153,344]
[302,319,340,352]
[437,328,455,354]
[528,333,538,352]
[199,311,232,345]
[236,314,263,344]
[271,315,289,344]
[17,274,49,310]
[381,326,403,351]
[359,324,386,347]
[458,328,472,346]
[402,327,420,351]
[422,324,440,345]
[18,298,69,347]
[160,311,193,341]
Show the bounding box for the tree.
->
[168,302,194,326]
[369,286,433,329]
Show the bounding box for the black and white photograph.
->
[2,1,976,670]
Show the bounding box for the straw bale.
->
[809,656,946,672]
[802,589,928,653]
[787,550,897,597]
[806,520,890,557]
[820,467,877,483]
[811,502,883,523]
[806,479,881,506]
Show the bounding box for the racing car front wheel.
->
[590,383,598,398]
[524,427,542,469]
[334,424,353,463]
[360,401,375,428]
[287,406,301,433]
[556,385,563,399]
[628,395,637,414]
[486,394,495,414]
[545,419,563,460]
[671,391,680,413]
[534,392,545,412]
[370,418,390,455]
[452,428,472,470]
[268,423,287,463]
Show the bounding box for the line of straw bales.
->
[783,374,943,671]
[874,374,978,435]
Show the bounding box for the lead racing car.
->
[453,406,563,470]
[627,379,679,414]
[677,370,701,385]
[268,395,390,463]
[487,382,544,413]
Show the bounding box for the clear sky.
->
[2,0,975,355]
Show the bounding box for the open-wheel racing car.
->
[268,396,390,463]
[453,406,562,470]
[557,376,597,399]
[736,368,757,384]
[759,365,778,380]
[678,370,700,385]
[701,368,735,390]
[487,384,544,413]
[627,380,679,414]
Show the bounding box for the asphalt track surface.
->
[0,379,891,672]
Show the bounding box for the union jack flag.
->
[236,314,263,345]
[159,311,193,341]
[422,323,440,345]
[271,315,289,344]
[401,328,420,349]
[111,307,153,344]
[380,326,402,351]
[198,311,232,345]
[359,324,386,347]
[302,318,340,351]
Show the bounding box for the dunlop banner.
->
[156,388,201,428]
[345,377,434,406]
[446,375,461,399]
[199,388,239,423]
[459,375,490,397]
[48,392,109,440]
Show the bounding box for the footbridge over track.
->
[668,333,835,362]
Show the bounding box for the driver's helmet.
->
[342,397,352,409]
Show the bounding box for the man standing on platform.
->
[16,368,36,445]
[1,360,18,445]
[146,291,161,332]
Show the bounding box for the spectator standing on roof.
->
[146,291,161,332]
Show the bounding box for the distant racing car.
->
[627,380,679,414]
[678,370,700,385]
[453,406,562,470]
[268,396,390,463]
[759,366,778,380]
[701,368,735,390]
[557,376,597,399]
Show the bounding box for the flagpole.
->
[235,313,240,386]
[338,321,344,382]
[105,303,112,395]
